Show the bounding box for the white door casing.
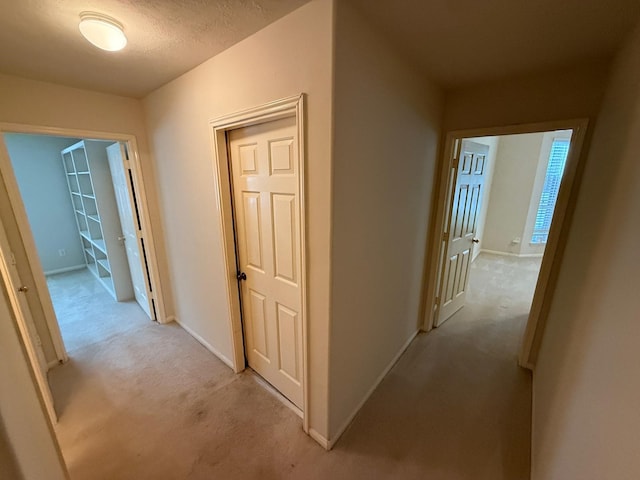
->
[0,219,57,422]
[436,140,488,326]
[228,116,303,409]
[106,143,153,319]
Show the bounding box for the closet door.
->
[106,143,152,318]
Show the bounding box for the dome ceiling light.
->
[79,12,127,52]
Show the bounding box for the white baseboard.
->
[481,249,544,259]
[173,317,235,370]
[309,428,330,450]
[44,264,86,276]
[327,330,419,450]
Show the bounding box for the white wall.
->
[329,1,443,439]
[480,130,573,257]
[5,134,83,274]
[0,283,67,480]
[142,0,334,439]
[444,61,610,132]
[468,136,499,261]
[483,132,545,255]
[532,22,640,480]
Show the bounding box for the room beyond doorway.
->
[47,269,145,353]
[422,119,589,369]
[4,132,155,342]
[0,125,168,428]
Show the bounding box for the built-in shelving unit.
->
[62,140,133,301]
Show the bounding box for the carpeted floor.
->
[47,254,539,479]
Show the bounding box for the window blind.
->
[531,139,570,244]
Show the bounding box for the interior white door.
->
[228,116,303,409]
[0,219,57,422]
[106,143,152,319]
[436,140,488,326]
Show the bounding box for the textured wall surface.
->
[5,134,83,273]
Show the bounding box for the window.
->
[531,138,570,244]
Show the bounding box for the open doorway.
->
[0,129,165,422]
[423,120,588,368]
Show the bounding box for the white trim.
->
[309,429,330,450]
[43,264,87,276]
[327,330,419,450]
[174,317,235,370]
[208,94,311,434]
[480,249,544,259]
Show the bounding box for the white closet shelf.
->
[96,259,111,272]
[92,239,107,253]
[63,139,129,302]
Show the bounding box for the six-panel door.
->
[437,140,488,326]
[228,116,303,408]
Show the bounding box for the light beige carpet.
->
[47,254,537,479]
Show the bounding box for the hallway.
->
[47,254,536,479]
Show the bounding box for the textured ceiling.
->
[0,0,310,97]
[2,0,640,98]
[351,0,640,88]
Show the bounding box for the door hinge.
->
[10,251,17,265]
[443,232,449,242]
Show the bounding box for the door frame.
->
[421,119,589,369]
[0,123,170,366]
[209,94,309,430]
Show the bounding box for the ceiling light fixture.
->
[79,12,127,52]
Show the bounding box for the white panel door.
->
[106,143,152,319]
[0,219,57,422]
[228,116,303,409]
[436,140,488,326]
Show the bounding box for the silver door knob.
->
[472,238,480,244]
[18,285,29,292]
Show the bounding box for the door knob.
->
[472,238,480,244]
[118,235,126,241]
[18,285,29,292]
[237,272,247,281]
